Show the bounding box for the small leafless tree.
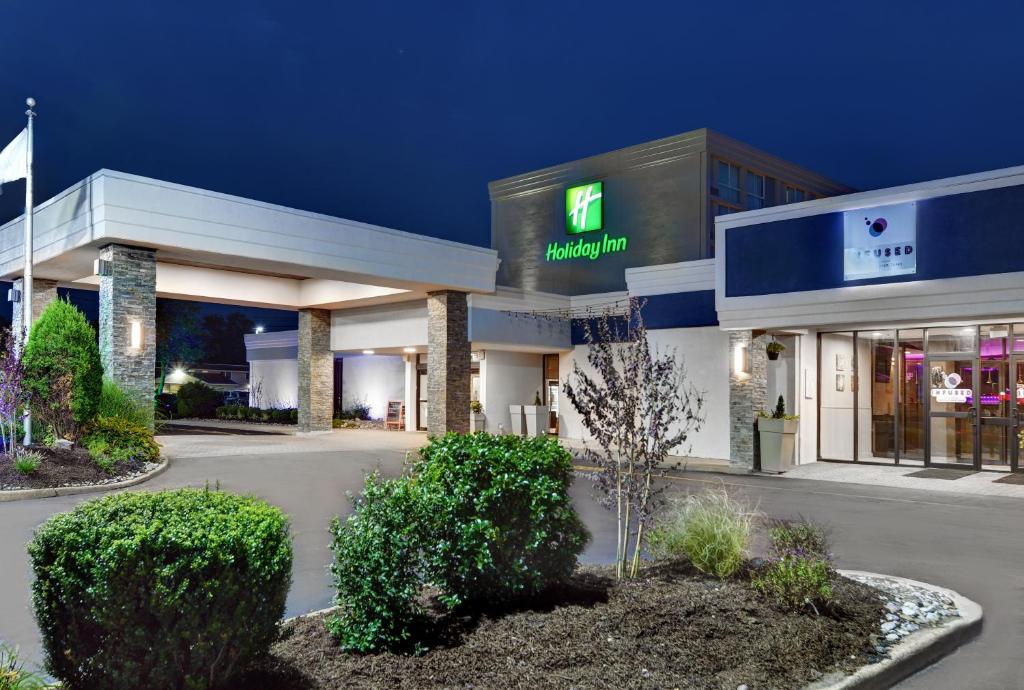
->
[563,298,706,578]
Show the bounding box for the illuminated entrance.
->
[818,324,1024,471]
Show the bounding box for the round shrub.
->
[22,299,103,431]
[415,433,590,607]
[28,489,292,690]
[82,416,160,465]
[175,380,221,418]
[328,473,425,653]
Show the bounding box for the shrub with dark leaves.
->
[28,489,292,690]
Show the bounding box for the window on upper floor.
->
[715,161,741,204]
[745,172,765,210]
[784,185,807,204]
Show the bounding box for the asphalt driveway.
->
[0,430,1019,688]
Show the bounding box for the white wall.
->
[341,355,405,421]
[250,359,299,408]
[798,330,819,466]
[766,335,797,416]
[480,351,545,434]
[331,303,427,352]
[557,326,731,461]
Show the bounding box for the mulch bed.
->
[238,561,884,690]
[0,445,147,490]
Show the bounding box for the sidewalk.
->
[781,461,1024,498]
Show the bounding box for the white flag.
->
[0,129,27,185]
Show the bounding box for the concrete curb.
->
[805,570,982,690]
[282,605,339,625]
[0,457,170,502]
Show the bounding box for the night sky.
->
[0,1,1021,330]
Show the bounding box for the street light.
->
[254,325,265,334]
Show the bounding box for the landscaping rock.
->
[845,573,960,660]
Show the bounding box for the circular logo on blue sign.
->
[865,217,888,237]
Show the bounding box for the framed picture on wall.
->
[835,354,847,372]
[836,374,845,392]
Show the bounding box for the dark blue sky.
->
[0,1,1021,331]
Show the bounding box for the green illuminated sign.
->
[565,182,603,234]
[546,233,628,262]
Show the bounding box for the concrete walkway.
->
[0,430,1020,688]
[783,460,1024,498]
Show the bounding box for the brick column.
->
[426,290,470,434]
[729,330,768,472]
[297,308,333,433]
[98,244,157,429]
[11,277,58,341]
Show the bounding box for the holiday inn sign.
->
[547,181,629,262]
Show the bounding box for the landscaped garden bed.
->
[0,300,162,496]
[239,562,886,690]
[0,444,157,490]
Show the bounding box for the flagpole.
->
[22,97,35,447]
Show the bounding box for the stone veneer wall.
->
[11,277,58,342]
[729,330,768,472]
[297,308,333,432]
[98,244,157,428]
[426,290,470,434]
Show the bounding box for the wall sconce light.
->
[94,259,112,277]
[733,342,749,377]
[6,288,20,303]
[129,321,143,350]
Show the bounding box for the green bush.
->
[415,433,589,607]
[328,433,589,652]
[647,488,755,579]
[766,517,831,559]
[97,379,150,428]
[175,380,221,418]
[82,416,159,467]
[753,554,834,613]
[328,474,425,653]
[28,489,292,690]
[22,300,103,435]
[753,515,836,613]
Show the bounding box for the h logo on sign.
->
[565,182,603,234]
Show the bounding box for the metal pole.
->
[22,97,35,446]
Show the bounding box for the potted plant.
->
[508,403,525,436]
[757,395,798,472]
[470,400,485,433]
[523,390,549,438]
[766,339,785,361]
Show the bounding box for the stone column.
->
[729,330,768,472]
[98,244,157,429]
[297,308,333,433]
[11,276,58,340]
[426,290,470,434]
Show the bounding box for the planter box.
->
[508,405,524,436]
[470,412,485,433]
[523,405,549,437]
[758,417,798,473]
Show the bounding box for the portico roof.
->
[0,170,498,309]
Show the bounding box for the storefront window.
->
[898,329,925,462]
[861,331,896,462]
[927,326,977,353]
[819,332,855,461]
[1012,323,1024,353]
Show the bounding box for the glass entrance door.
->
[926,356,977,468]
